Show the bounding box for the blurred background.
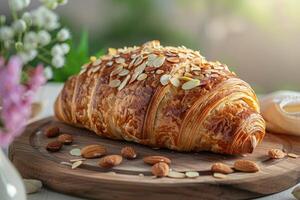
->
[1,0,300,93]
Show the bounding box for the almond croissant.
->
[54,41,265,155]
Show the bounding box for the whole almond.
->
[45,126,60,138]
[268,149,286,159]
[46,141,62,152]
[121,146,137,159]
[211,163,234,174]
[57,134,73,145]
[81,144,107,159]
[234,160,260,173]
[99,155,123,168]
[151,162,169,177]
[143,156,171,165]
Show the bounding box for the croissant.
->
[54,40,265,155]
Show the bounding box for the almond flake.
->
[118,74,131,91]
[71,160,83,169]
[166,57,180,63]
[70,148,81,156]
[156,69,164,74]
[288,153,299,158]
[179,76,193,82]
[106,61,113,67]
[160,74,171,85]
[109,79,121,88]
[167,171,186,179]
[182,79,200,90]
[70,158,86,162]
[92,59,102,66]
[129,72,139,83]
[134,56,144,66]
[213,173,227,179]
[152,55,165,68]
[191,66,201,71]
[185,171,199,178]
[116,57,125,64]
[60,161,72,166]
[134,62,147,74]
[91,66,100,73]
[147,54,157,62]
[170,77,180,87]
[137,73,147,81]
[119,69,129,76]
[108,48,117,55]
[111,65,123,76]
[79,68,87,75]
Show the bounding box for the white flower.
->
[37,30,51,46]
[23,31,38,50]
[8,0,30,11]
[56,28,70,41]
[52,55,65,68]
[51,44,64,56]
[60,43,70,54]
[12,19,27,33]
[15,42,23,51]
[27,49,38,61]
[18,52,30,63]
[18,49,37,64]
[31,6,60,30]
[22,12,32,26]
[44,66,53,79]
[0,26,14,41]
[40,0,58,9]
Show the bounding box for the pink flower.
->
[0,56,45,148]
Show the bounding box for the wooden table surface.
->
[27,83,299,200]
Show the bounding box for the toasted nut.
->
[46,141,62,152]
[81,144,107,159]
[268,149,286,159]
[288,153,299,158]
[121,146,137,159]
[143,156,171,165]
[44,126,60,138]
[213,173,227,179]
[211,163,234,174]
[151,162,169,177]
[234,160,260,173]
[99,155,123,168]
[57,134,73,145]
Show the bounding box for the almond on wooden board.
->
[81,144,107,159]
[46,141,62,152]
[268,149,286,159]
[151,162,169,177]
[234,160,260,173]
[57,134,73,145]
[44,126,60,138]
[211,163,234,174]
[121,146,137,159]
[99,155,123,168]
[143,156,171,165]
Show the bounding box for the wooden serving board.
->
[9,117,300,200]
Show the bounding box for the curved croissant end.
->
[54,41,265,155]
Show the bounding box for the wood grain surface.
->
[9,117,300,200]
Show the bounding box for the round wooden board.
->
[9,117,300,200]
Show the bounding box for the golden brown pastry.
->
[54,41,265,155]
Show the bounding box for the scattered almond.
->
[44,126,60,138]
[46,141,62,152]
[143,156,171,165]
[99,155,123,168]
[268,149,286,159]
[57,134,73,145]
[151,162,169,177]
[81,144,107,159]
[121,146,137,159]
[288,153,299,158]
[167,171,186,179]
[185,171,199,178]
[234,160,260,173]
[71,160,83,169]
[211,163,234,174]
[213,173,227,179]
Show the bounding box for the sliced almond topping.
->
[137,73,147,81]
[119,69,129,76]
[185,171,199,178]
[118,74,131,91]
[134,62,147,74]
[184,72,193,78]
[213,173,227,179]
[179,76,193,82]
[152,55,165,68]
[71,160,83,169]
[106,61,113,67]
[167,171,186,179]
[147,54,157,62]
[91,66,100,73]
[111,65,123,76]
[129,72,139,83]
[108,48,117,55]
[109,79,121,88]
[288,153,299,158]
[182,79,200,90]
[166,57,180,63]
[156,69,164,74]
[191,66,201,71]
[79,68,87,75]
[160,74,171,85]
[170,77,180,87]
[134,56,144,66]
[92,59,102,66]
[115,57,125,64]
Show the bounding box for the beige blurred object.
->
[260,91,300,136]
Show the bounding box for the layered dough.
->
[55,41,265,154]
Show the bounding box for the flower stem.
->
[37,54,52,66]
[38,47,51,56]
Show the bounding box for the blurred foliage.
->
[52,31,104,82]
